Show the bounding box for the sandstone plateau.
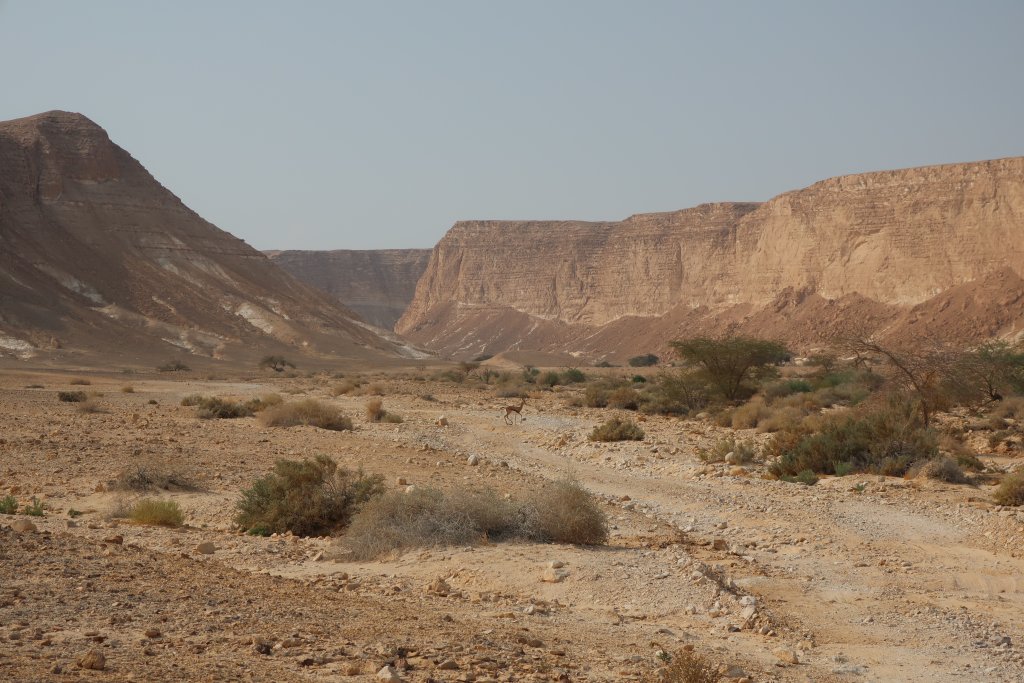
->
[397,158,1024,360]
[267,249,430,330]
[0,111,404,365]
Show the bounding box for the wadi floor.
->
[1,367,1022,682]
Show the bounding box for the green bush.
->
[638,371,710,416]
[561,368,587,384]
[671,337,790,401]
[58,391,88,403]
[24,497,45,516]
[258,399,353,431]
[129,498,185,527]
[781,469,819,486]
[235,456,384,536]
[0,495,17,514]
[764,378,813,401]
[628,353,659,367]
[539,371,561,387]
[767,397,938,478]
[589,417,645,442]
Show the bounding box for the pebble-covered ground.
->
[1,367,1022,682]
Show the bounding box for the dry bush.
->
[180,394,204,406]
[526,477,609,545]
[259,399,353,431]
[698,437,757,464]
[356,383,385,396]
[330,380,360,396]
[129,498,184,527]
[993,473,1024,506]
[235,455,384,536]
[196,397,255,419]
[991,396,1024,421]
[915,456,969,484]
[341,477,608,560]
[939,434,985,471]
[157,359,190,372]
[76,398,105,414]
[589,417,645,442]
[58,391,88,403]
[607,386,641,410]
[69,378,91,386]
[121,385,135,393]
[730,398,771,429]
[653,649,721,683]
[113,462,199,492]
[364,398,402,423]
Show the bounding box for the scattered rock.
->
[377,664,403,681]
[11,519,37,533]
[77,650,106,671]
[774,648,800,664]
[467,454,480,466]
[195,542,217,555]
[436,416,448,427]
[541,567,567,583]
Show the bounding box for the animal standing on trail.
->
[502,397,526,425]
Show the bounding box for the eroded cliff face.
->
[268,249,430,330]
[397,158,1024,359]
[0,111,400,363]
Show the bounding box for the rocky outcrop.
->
[267,249,430,330]
[397,158,1024,359]
[0,111,402,364]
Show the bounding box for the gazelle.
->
[502,397,527,425]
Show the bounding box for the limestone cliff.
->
[268,249,430,330]
[0,111,401,364]
[397,158,1024,359]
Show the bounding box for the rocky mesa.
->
[0,111,402,365]
[397,157,1024,359]
[267,249,430,330]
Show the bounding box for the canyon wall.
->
[397,158,1024,359]
[0,111,402,364]
[268,249,430,330]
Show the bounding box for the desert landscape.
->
[2,5,1024,682]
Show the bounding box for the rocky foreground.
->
[1,369,1022,682]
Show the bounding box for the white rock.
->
[376,665,403,681]
[467,454,480,466]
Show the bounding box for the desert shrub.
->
[781,469,819,486]
[767,397,938,478]
[342,477,607,559]
[939,435,984,471]
[365,398,402,423]
[58,391,87,403]
[764,378,812,401]
[180,394,203,406]
[638,371,710,416]
[526,477,609,545]
[756,405,805,433]
[69,378,91,386]
[656,649,722,683]
[993,473,1024,506]
[628,353,659,367]
[196,397,255,420]
[157,360,190,372]
[114,463,198,492]
[590,417,645,442]
[562,368,587,384]
[538,371,562,387]
[330,380,361,396]
[434,369,466,383]
[496,386,530,399]
[0,495,17,514]
[258,399,353,431]
[730,398,772,429]
[342,487,526,560]
[607,386,641,410]
[259,355,295,372]
[698,437,758,464]
[988,430,1012,449]
[991,396,1024,421]
[23,497,45,516]
[917,456,968,484]
[129,498,184,527]
[121,385,135,393]
[235,456,385,536]
[256,393,283,410]
[595,360,614,368]
[632,374,647,384]
[77,398,105,414]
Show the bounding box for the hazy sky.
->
[2,2,1022,250]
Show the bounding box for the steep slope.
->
[267,249,430,330]
[0,111,400,364]
[397,158,1024,359]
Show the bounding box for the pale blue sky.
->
[2,1,1022,250]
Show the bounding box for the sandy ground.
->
[1,367,1023,682]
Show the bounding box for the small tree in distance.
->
[259,355,295,373]
[671,337,790,401]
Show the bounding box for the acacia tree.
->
[948,341,1024,403]
[839,335,957,426]
[670,337,790,401]
[259,355,295,373]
